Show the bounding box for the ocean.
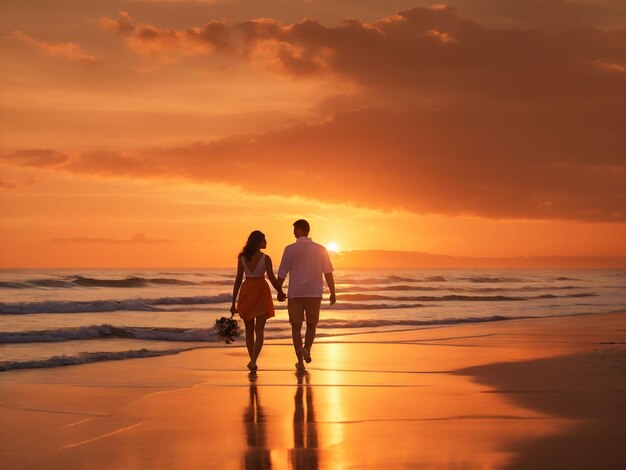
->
[1,268,625,371]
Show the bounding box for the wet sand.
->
[1,311,625,469]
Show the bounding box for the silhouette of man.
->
[242,377,272,469]
[278,219,336,371]
[289,372,319,469]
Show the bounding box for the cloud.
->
[99,11,235,62]
[127,0,222,3]
[101,7,626,102]
[2,149,70,167]
[49,233,175,244]
[596,60,626,73]
[7,100,625,222]
[0,179,18,189]
[7,6,624,222]
[0,177,35,190]
[11,30,102,66]
[450,0,625,30]
[114,1,626,31]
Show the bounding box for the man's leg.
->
[303,298,321,362]
[304,323,317,351]
[288,298,305,369]
[291,321,304,364]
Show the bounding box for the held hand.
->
[329,292,336,306]
[277,291,287,302]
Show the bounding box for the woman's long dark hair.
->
[239,230,265,261]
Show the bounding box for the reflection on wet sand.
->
[289,372,319,470]
[243,374,272,469]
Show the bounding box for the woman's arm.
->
[265,255,286,300]
[230,258,244,315]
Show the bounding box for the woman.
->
[231,230,285,372]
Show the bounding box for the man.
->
[277,219,336,372]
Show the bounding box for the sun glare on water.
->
[325,241,340,253]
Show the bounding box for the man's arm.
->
[321,246,335,305]
[276,276,286,302]
[324,272,336,306]
[277,246,290,279]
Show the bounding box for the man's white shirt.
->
[278,237,334,298]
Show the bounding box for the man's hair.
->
[293,219,310,236]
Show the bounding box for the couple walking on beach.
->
[230,219,336,373]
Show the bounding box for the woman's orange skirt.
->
[237,277,275,321]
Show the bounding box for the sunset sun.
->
[325,241,340,253]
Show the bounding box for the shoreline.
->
[2,308,625,373]
[1,311,625,468]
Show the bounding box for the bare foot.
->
[247,361,257,372]
[302,347,311,363]
[295,362,306,372]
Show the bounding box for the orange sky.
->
[1,0,625,267]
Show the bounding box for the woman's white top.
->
[242,253,266,278]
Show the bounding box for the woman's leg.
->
[244,318,255,362]
[252,315,267,364]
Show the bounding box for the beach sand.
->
[1,312,625,469]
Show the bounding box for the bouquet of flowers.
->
[214,316,241,344]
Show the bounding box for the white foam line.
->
[123,386,199,407]
[58,417,98,429]
[318,414,551,424]
[195,383,427,388]
[0,404,108,417]
[408,333,496,342]
[187,367,451,374]
[61,421,144,450]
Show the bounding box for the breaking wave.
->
[315,315,527,329]
[0,313,557,345]
[458,276,527,283]
[1,288,596,314]
[348,284,581,293]
[337,275,449,285]
[0,324,220,343]
[0,293,232,314]
[337,293,595,302]
[1,311,617,371]
[0,275,233,290]
[0,347,202,372]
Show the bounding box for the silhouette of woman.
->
[231,230,285,372]
[243,378,272,469]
